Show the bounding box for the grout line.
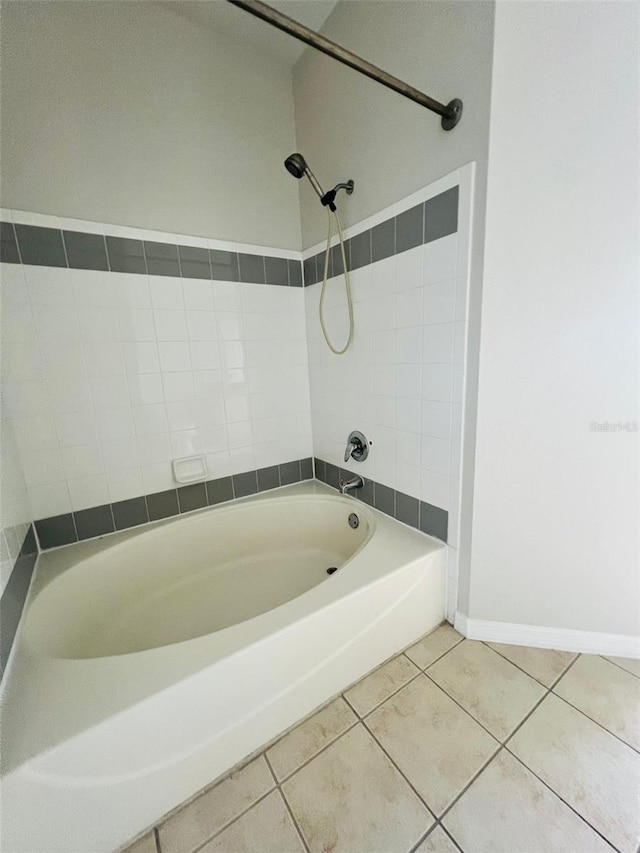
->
[550,688,640,756]
[415,635,465,671]
[267,751,312,853]
[273,717,361,785]
[187,785,277,853]
[479,639,578,688]
[501,746,621,852]
[599,655,640,680]
[439,822,465,852]
[153,826,161,853]
[348,666,423,721]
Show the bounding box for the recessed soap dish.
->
[172,455,208,484]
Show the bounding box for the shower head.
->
[284,153,307,180]
[284,152,325,201]
[284,152,354,212]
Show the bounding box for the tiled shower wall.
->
[304,166,473,620]
[0,212,312,529]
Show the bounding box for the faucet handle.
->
[344,430,369,462]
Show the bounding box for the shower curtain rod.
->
[226,0,463,130]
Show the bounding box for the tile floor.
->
[124,624,640,853]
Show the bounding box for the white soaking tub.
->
[0,481,445,853]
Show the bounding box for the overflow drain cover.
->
[348,513,360,529]
[327,567,338,575]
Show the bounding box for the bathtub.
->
[0,481,445,853]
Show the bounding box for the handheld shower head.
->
[284,153,307,180]
[284,152,325,201]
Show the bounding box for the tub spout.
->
[340,475,364,495]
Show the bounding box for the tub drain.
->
[326,567,338,575]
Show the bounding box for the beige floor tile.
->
[367,674,499,815]
[414,826,460,852]
[605,655,640,678]
[344,653,419,716]
[122,833,157,853]
[406,623,463,670]
[554,654,640,750]
[487,642,576,687]
[157,756,274,853]
[267,697,357,781]
[427,641,546,741]
[282,723,433,853]
[199,790,304,853]
[443,749,612,853]
[509,694,640,853]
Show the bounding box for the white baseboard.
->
[454,613,640,659]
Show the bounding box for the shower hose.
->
[319,208,354,355]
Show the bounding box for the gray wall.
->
[0,1,301,249]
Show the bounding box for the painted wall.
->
[292,0,494,249]
[469,1,639,637]
[0,1,301,250]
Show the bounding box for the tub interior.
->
[25,495,372,659]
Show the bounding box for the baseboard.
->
[454,613,640,659]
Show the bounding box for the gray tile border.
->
[147,489,179,521]
[35,513,77,548]
[63,230,109,271]
[349,229,372,271]
[1,525,38,679]
[144,241,180,277]
[4,186,458,289]
[257,465,280,491]
[112,497,149,530]
[303,255,317,287]
[14,224,67,267]
[420,501,448,541]
[265,256,289,287]
[206,476,234,506]
[178,245,211,280]
[374,483,395,517]
[233,470,258,498]
[279,460,301,486]
[424,186,459,244]
[210,250,239,282]
[371,218,395,263]
[74,505,115,540]
[105,236,147,274]
[238,253,266,284]
[395,492,419,528]
[288,259,303,288]
[313,457,448,542]
[177,483,207,513]
[32,457,316,550]
[395,204,424,254]
[0,222,20,263]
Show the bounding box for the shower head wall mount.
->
[284,153,354,211]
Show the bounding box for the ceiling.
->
[161,1,338,68]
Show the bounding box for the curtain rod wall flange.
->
[226,0,463,130]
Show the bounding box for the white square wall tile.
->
[183,279,214,311]
[423,234,457,285]
[60,443,104,479]
[118,309,156,342]
[96,407,136,442]
[421,435,450,476]
[396,327,422,363]
[55,410,98,447]
[153,310,188,341]
[421,401,452,440]
[133,404,169,437]
[186,311,218,341]
[28,482,71,519]
[422,323,454,364]
[158,342,192,372]
[128,374,165,405]
[162,372,195,402]
[92,374,130,409]
[67,474,110,511]
[84,342,125,377]
[421,468,450,510]
[422,280,455,325]
[149,276,184,310]
[24,266,74,305]
[395,287,423,328]
[71,270,114,307]
[123,343,160,374]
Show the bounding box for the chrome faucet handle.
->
[344,430,369,463]
[344,441,358,462]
